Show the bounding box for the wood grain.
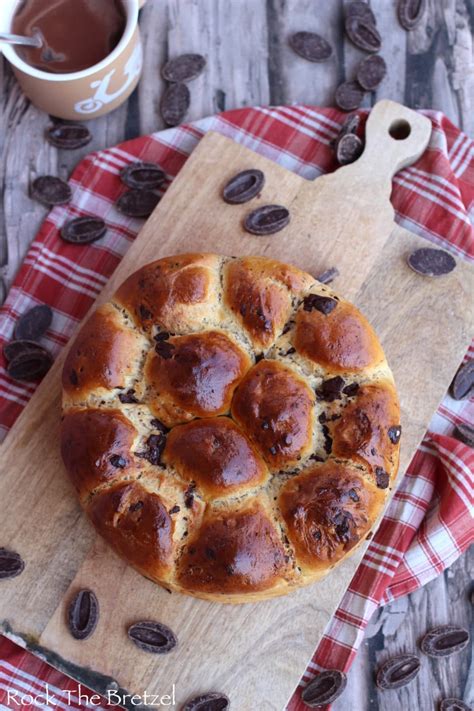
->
[0,1,473,708]
[1,0,472,297]
[333,550,474,711]
[0,104,472,710]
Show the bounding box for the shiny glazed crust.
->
[61,253,401,603]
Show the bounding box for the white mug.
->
[0,0,146,120]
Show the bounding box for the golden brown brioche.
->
[145,330,251,427]
[176,503,289,595]
[60,253,401,603]
[163,417,268,498]
[231,359,315,469]
[223,256,313,352]
[88,481,175,580]
[294,297,385,372]
[61,408,141,501]
[279,460,385,573]
[62,303,148,407]
[114,253,222,335]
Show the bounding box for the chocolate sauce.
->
[12,0,126,74]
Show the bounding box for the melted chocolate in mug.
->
[12,0,126,74]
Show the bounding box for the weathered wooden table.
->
[0,1,472,709]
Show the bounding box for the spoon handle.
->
[0,32,42,48]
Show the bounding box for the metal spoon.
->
[0,32,42,48]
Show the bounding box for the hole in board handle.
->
[389,119,411,140]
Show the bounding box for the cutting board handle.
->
[355,100,432,181]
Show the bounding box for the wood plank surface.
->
[0,108,472,710]
[1,1,473,708]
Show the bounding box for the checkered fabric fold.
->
[0,106,472,711]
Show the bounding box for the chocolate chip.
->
[316,376,345,401]
[7,349,53,381]
[335,81,366,111]
[129,501,144,513]
[421,625,470,657]
[269,445,278,455]
[222,169,265,204]
[155,341,175,359]
[137,433,166,466]
[139,304,152,320]
[182,692,230,711]
[388,425,402,444]
[375,467,389,489]
[3,340,50,363]
[342,382,359,397]
[261,419,270,430]
[303,293,337,315]
[154,331,171,341]
[397,0,426,30]
[301,670,347,706]
[289,31,333,62]
[46,123,92,150]
[376,654,421,690]
[160,83,190,126]
[169,505,180,515]
[357,54,387,91]
[332,113,360,147]
[407,248,456,277]
[322,425,333,454]
[316,267,340,285]
[440,700,471,711]
[30,175,72,206]
[119,389,139,404]
[67,589,99,640]
[335,516,351,540]
[116,189,160,218]
[345,15,382,52]
[0,548,25,580]
[184,483,196,509]
[109,455,126,468]
[148,434,164,449]
[150,418,169,434]
[348,488,359,502]
[453,423,474,448]
[120,162,165,190]
[127,620,177,654]
[162,54,206,83]
[14,304,53,341]
[244,204,290,236]
[337,133,363,165]
[69,369,78,386]
[205,547,216,560]
[61,216,107,245]
[450,360,474,400]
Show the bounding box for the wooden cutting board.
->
[0,100,472,710]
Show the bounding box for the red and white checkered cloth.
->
[0,106,472,711]
[0,636,112,710]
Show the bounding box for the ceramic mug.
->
[0,0,146,120]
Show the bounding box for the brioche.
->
[61,253,400,603]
